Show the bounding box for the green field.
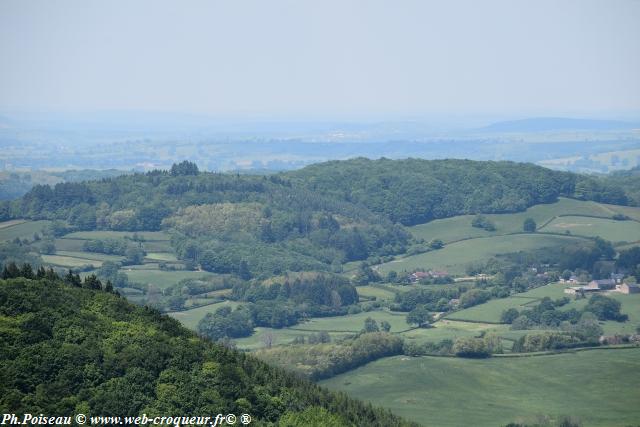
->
[145,252,178,262]
[168,300,242,330]
[55,251,124,262]
[377,234,584,275]
[444,282,569,323]
[539,215,640,243]
[289,310,412,333]
[400,320,513,344]
[0,219,26,229]
[356,285,397,301]
[409,198,615,244]
[41,254,101,268]
[62,230,170,241]
[445,297,539,323]
[599,293,640,336]
[233,327,353,350]
[321,348,640,427]
[603,203,640,222]
[0,220,52,241]
[123,269,217,289]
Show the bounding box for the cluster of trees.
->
[472,215,496,231]
[197,305,254,341]
[392,286,467,312]
[511,331,588,353]
[616,246,640,281]
[510,294,626,328]
[502,295,627,347]
[256,332,404,380]
[0,272,415,426]
[83,238,146,264]
[451,334,503,358]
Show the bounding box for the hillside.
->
[285,158,629,225]
[0,274,415,426]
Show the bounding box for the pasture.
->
[145,252,178,262]
[289,310,412,333]
[62,230,170,241]
[444,282,570,323]
[539,215,640,243]
[123,268,217,289]
[233,327,353,350]
[55,250,124,262]
[377,234,584,275]
[168,300,242,330]
[356,285,397,301]
[409,198,616,244]
[41,254,101,268]
[321,348,640,427]
[400,320,511,344]
[0,220,52,241]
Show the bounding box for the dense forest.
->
[0,272,416,426]
[286,158,631,225]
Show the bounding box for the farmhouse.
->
[586,279,616,290]
[409,271,431,282]
[409,270,450,283]
[564,286,599,295]
[616,283,640,294]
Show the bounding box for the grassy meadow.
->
[321,348,640,427]
[290,310,412,333]
[0,220,52,241]
[377,234,584,275]
[168,300,242,330]
[539,215,640,243]
[122,268,217,289]
[409,198,616,244]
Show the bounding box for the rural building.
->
[564,286,599,295]
[409,270,449,283]
[611,273,625,283]
[616,283,640,294]
[586,279,616,290]
[409,271,430,283]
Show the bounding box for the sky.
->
[1,0,639,120]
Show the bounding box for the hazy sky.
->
[1,0,639,119]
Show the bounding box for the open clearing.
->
[444,282,570,323]
[447,282,640,336]
[377,234,584,275]
[41,254,102,268]
[289,310,412,333]
[62,230,170,241]
[356,285,397,301]
[233,327,353,350]
[408,198,616,244]
[123,269,217,289]
[168,300,242,330]
[539,216,640,243]
[0,219,26,229]
[55,251,124,262]
[0,220,51,241]
[321,348,640,427]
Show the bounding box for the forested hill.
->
[0,274,415,426]
[285,158,629,225]
[0,159,631,275]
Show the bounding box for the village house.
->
[586,279,616,290]
[409,270,449,283]
[616,282,640,294]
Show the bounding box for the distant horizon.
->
[2,1,639,117]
